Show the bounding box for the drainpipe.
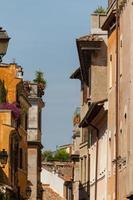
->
[115,0,119,199]
[89,124,99,200]
[87,153,90,199]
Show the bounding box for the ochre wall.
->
[0,111,14,181]
[0,64,21,103]
[107,29,116,200]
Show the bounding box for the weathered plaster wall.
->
[89,111,107,200]
[118,0,133,199]
[107,28,116,200]
[28,148,37,200]
[41,168,65,198]
[91,65,107,102]
[0,110,14,179]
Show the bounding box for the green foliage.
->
[0,80,7,103]
[94,6,106,14]
[33,70,46,97]
[33,70,46,86]
[42,150,53,161]
[42,149,70,162]
[54,149,70,162]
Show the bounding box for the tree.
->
[42,149,70,162]
[33,70,46,86]
[42,150,53,161]
[54,149,70,162]
[94,6,106,14]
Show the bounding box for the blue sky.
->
[0,0,107,150]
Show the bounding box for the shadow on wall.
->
[79,182,89,200]
[91,41,107,67]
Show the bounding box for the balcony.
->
[0,96,20,124]
[0,109,17,128]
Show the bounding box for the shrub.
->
[94,6,106,14]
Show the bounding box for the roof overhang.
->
[79,99,107,128]
[102,2,116,31]
[70,67,81,80]
[76,35,103,84]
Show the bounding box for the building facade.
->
[102,0,133,199]
[0,63,30,199]
[71,1,133,199]
[71,13,108,200]
[0,27,45,200]
[27,83,44,200]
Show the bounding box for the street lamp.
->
[0,27,10,63]
[0,149,8,168]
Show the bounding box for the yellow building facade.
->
[0,63,30,199]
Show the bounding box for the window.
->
[88,67,91,97]
[82,128,88,143]
[84,156,87,183]
[109,54,112,89]
[89,128,97,147]
[10,134,19,185]
[108,137,112,176]
[83,83,88,103]
[81,158,83,182]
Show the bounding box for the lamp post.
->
[0,27,10,63]
[0,149,8,168]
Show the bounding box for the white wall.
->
[41,168,65,197]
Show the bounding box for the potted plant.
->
[33,70,46,97]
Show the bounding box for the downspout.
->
[89,123,99,200]
[115,0,119,199]
[87,153,90,199]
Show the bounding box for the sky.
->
[0,0,107,150]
